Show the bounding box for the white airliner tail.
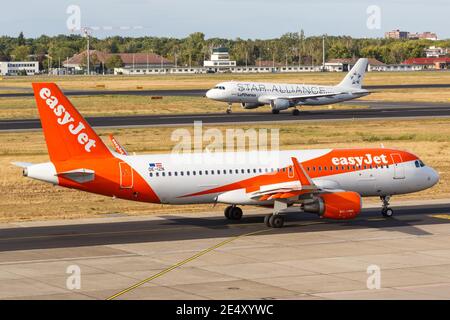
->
[337,58,369,89]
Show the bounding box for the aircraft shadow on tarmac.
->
[0,204,449,252]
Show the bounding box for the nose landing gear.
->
[226,103,232,114]
[381,195,394,217]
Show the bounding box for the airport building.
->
[425,46,449,58]
[64,50,173,74]
[0,61,39,76]
[203,47,236,72]
[325,58,385,72]
[402,57,450,70]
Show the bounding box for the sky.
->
[1,0,449,39]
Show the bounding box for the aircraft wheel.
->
[269,215,284,228]
[226,109,232,114]
[271,109,280,114]
[382,208,394,218]
[224,206,233,219]
[292,109,300,116]
[229,206,243,220]
[264,214,272,227]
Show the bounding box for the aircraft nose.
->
[427,167,440,187]
[206,89,214,99]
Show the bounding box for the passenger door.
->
[391,153,405,179]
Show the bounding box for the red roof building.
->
[64,50,173,71]
[402,57,450,69]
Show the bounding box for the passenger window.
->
[180,171,184,176]
[156,172,159,177]
[193,171,196,175]
[174,172,178,176]
[149,172,153,177]
[205,170,208,175]
[247,169,251,173]
[186,171,190,176]
[241,169,245,174]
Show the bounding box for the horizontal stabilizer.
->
[11,161,34,168]
[56,168,95,183]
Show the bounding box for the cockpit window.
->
[213,86,226,90]
[415,160,425,168]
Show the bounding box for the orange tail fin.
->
[32,83,111,161]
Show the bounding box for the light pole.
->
[322,35,326,71]
[82,27,92,75]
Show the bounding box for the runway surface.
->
[0,83,450,98]
[1,101,450,131]
[1,201,450,299]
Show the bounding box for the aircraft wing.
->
[285,92,344,100]
[249,157,320,201]
[260,92,344,104]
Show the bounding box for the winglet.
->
[291,157,317,189]
[109,134,128,155]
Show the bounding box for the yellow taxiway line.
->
[106,228,271,300]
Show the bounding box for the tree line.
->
[1,31,449,70]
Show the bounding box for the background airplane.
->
[13,83,439,228]
[206,58,370,115]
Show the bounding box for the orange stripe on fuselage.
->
[179,148,418,198]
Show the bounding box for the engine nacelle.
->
[271,99,292,111]
[240,102,264,109]
[302,191,362,220]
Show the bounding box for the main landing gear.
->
[271,109,280,114]
[224,205,243,220]
[264,213,285,228]
[224,205,286,228]
[292,108,300,116]
[380,195,394,217]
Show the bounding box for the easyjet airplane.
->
[13,83,439,228]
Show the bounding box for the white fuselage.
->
[112,148,438,205]
[206,81,369,108]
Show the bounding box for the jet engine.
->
[240,102,264,109]
[301,191,362,220]
[270,99,292,111]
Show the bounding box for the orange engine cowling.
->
[302,191,362,220]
